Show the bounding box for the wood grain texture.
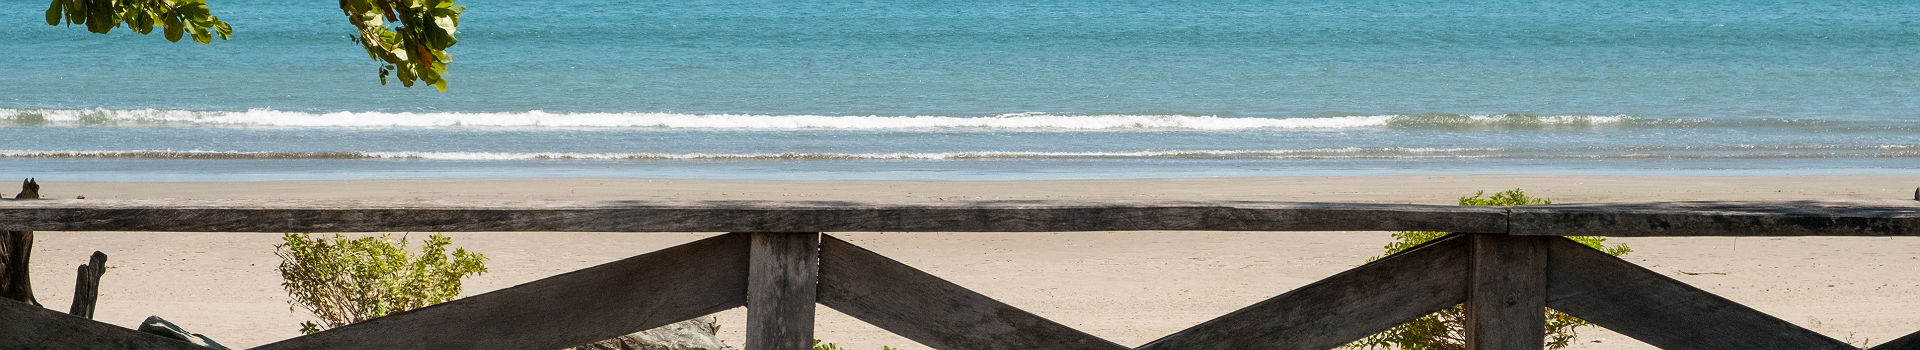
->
[1510,200,1920,236]
[255,233,751,350]
[69,251,107,319]
[1872,329,1920,350]
[1465,235,1548,350]
[747,232,820,350]
[0,298,206,349]
[0,199,1504,233]
[1135,234,1471,350]
[1542,237,1852,350]
[816,234,1125,350]
[5,199,1918,236]
[0,230,37,306]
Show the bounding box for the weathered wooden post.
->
[0,178,41,306]
[746,232,820,350]
[1465,234,1549,350]
[69,251,107,319]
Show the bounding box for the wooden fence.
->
[1,199,1918,350]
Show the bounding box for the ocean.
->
[3,0,1916,181]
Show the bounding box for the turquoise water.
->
[2,1,1917,180]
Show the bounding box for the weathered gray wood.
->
[1542,237,1852,349]
[1872,329,1920,350]
[2,180,41,306]
[747,232,819,350]
[256,233,751,350]
[69,251,107,319]
[1511,200,1920,236]
[0,199,1505,233]
[0,230,37,306]
[1136,234,1471,350]
[0,298,206,349]
[1465,234,1548,350]
[817,234,1125,350]
[7,199,1920,236]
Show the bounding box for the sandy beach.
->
[18,175,1920,349]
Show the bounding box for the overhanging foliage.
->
[42,0,463,91]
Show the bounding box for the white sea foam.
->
[3,145,1913,160]
[0,108,1635,131]
[0,148,1503,160]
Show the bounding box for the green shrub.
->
[1346,189,1630,350]
[275,233,488,334]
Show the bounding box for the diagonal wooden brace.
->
[257,233,751,350]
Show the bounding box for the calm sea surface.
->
[2,1,1916,181]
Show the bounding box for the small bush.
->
[276,233,488,334]
[1346,189,1630,350]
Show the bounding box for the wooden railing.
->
[1,199,1918,350]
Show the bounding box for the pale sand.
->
[18,175,1920,349]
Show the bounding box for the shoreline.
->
[17,175,1920,349]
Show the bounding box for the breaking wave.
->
[4,145,1914,160]
[0,109,1666,131]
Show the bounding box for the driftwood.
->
[0,179,40,306]
[70,251,107,319]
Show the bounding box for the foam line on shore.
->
[2,145,1913,161]
[2,109,1653,130]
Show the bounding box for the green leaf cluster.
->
[1347,189,1631,350]
[275,232,487,334]
[44,0,232,44]
[341,0,464,91]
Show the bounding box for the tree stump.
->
[1,179,41,306]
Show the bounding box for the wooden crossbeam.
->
[816,234,1125,350]
[1542,237,1853,349]
[1873,329,1920,350]
[256,233,751,350]
[8,199,1918,236]
[1510,200,1920,236]
[0,298,206,349]
[1465,234,1549,350]
[1135,234,1471,350]
[746,232,821,350]
[0,199,1509,233]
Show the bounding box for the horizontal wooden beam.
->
[1510,200,1920,236]
[817,234,1126,350]
[1,199,1916,236]
[1135,234,1470,350]
[0,199,1505,233]
[256,233,750,350]
[1542,237,1851,349]
[0,298,206,349]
